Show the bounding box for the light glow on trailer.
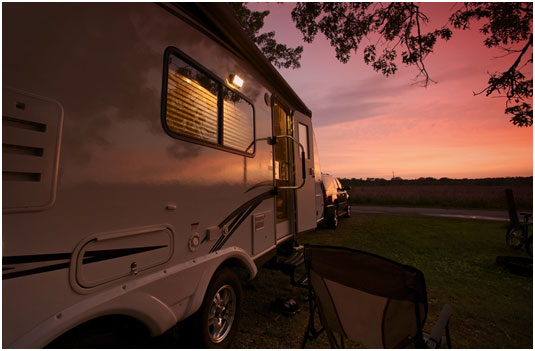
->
[229,74,244,89]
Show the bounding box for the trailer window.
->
[163,48,255,157]
[165,56,219,144]
[223,88,254,154]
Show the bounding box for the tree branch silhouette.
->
[232,2,532,127]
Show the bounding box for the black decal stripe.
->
[210,189,275,253]
[212,205,254,253]
[3,262,70,280]
[3,253,71,265]
[227,204,254,234]
[210,189,275,252]
[82,245,168,264]
[3,245,169,280]
[211,226,231,252]
[218,189,275,228]
[245,180,273,193]
[212,202,261,252]
[211,234,226,253]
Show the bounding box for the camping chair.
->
[505,188,532,255]
[302,245,452,348]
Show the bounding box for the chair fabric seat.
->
[302,245,450,349]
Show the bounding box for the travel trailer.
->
[2,3,319,348]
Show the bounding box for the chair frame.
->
[505,188,532,256]
[301,244,451,349]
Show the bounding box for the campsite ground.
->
[232,213,533,349]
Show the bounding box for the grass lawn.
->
[233,214,533,348]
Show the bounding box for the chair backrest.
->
[304,245,428,348]
[505,188,520,225]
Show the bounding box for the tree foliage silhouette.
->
[232,2,533,127]
[229,2,303,69]
[449,3,532,127]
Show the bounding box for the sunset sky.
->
[247,2,533,180]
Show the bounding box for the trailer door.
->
[273,101,294,240]
[294,111,316,233]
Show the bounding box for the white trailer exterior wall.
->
[2,3,316,348]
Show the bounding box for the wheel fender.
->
[183,247,256,319]
[8,289,177,348]
[95,291,177,335]
[8,247,256,349]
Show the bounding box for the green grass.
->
[233,214,533,348]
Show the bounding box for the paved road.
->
[352,205,509,221]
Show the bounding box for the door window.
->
[298,122,310,159]
[273,101,294,223]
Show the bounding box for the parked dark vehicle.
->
[321,173,351,228]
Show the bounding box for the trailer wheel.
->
[196,268,242,348]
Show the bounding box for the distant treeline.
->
[339,176,533,187]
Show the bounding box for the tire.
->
[328,206,339,229]
[526,235,533,257]
[506,227,524,249]
[194,268,242,348]
[343,203,351,218]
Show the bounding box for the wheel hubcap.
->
[207,284,236,343]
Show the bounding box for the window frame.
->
[161,46,256,157]
[298,122,310,160]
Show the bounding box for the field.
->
[230,214,532,349]
[348,185,533,210]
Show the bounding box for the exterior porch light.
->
[229,74,244,89]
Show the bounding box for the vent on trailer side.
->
[2,88,63,213]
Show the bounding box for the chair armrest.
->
[427,304,453,348]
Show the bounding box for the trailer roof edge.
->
[171,2,312,118]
